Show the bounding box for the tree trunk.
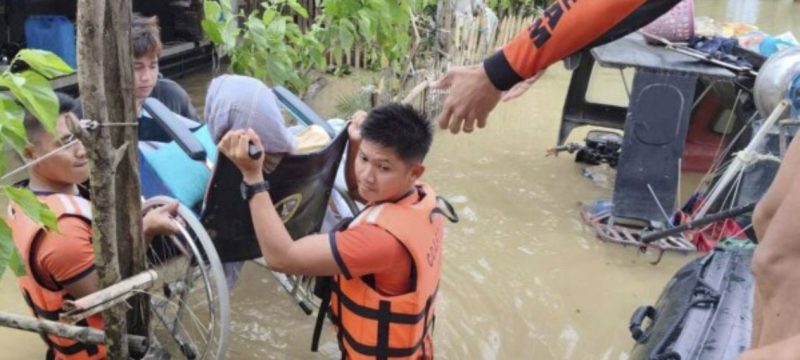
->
[103,0,147,340]
[76,0,138,358]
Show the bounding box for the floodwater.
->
[1,1,799,359]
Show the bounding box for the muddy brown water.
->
[1,2,798,358]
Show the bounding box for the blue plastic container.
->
[24,15,77,68]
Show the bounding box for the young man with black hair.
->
[7,93,181,359]
[74,14,200,142]
[218,103,451,359]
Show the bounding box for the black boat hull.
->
[629,248,754,360]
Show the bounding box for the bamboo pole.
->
[0,312,149,354]
[61,270,158,324]
[402,80,429,104]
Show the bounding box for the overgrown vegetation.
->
[486,0,548,17]
[0,50,74,279]
[202,0,327,93]
[202,0,425,95]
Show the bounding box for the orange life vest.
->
[327,182,448,359]
[6,192,106,360]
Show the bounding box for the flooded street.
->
[1,1,799,358]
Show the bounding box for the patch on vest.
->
[275,193,302,223]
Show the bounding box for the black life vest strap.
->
[311,276,332,352]
[311,216,354,352]
[328,282,440,358]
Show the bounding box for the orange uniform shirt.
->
[330,223,413,296]
[33,216,96,289]
[484,0,680,90]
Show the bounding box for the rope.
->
[0,140,81,183]
[733,149,781,165]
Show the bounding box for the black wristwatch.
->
[240,180,270,201]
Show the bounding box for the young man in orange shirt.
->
[7,93,180,359]
[219,103,451,359]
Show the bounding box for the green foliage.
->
[334,90,371,119]
[0,221,25,277]
[203,0,417,91]
[0,49,73,279]
[317,0,413,74]
[486,0,547,17]
[3,187,58,230]
[203,0,326,92]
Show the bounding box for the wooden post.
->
[76,0,140,358]
[103,0,147,341]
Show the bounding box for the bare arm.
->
[434,0,678,134]
[63,271,99,299]
[739,333,800,360]
[219,128,342,276]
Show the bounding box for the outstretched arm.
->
[435,0,680,134]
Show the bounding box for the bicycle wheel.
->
[143,197,230,359]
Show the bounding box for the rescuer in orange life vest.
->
[6,92,182,360]
[218,102,457,359]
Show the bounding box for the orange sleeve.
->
[330,223,408,279]
[36,216,96,286]
[484,0,680,90]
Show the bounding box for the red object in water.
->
[689,218,745,252]
[682,93,726,173]
[674,197,748,252]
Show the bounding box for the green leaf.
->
[267,18,287,38]
[204,0,222,21]
[1,72,58,135]
[3,186,58,231]
[219,0,234,13]
[14,49,74,79]
[0,93,27,154]
[357,11,374,41]
[0,117,28,154]
[262,9,278,25]
[202,19,224,44]
[0,219,13,279]
[287,0,309,18]
[0,147,6,175]
[8,246,25,277]
[337,21,355,51]
[0,219,25,279]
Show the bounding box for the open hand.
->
[431,65,502,134]
[348,110,368,143]
[142,201,181,241]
